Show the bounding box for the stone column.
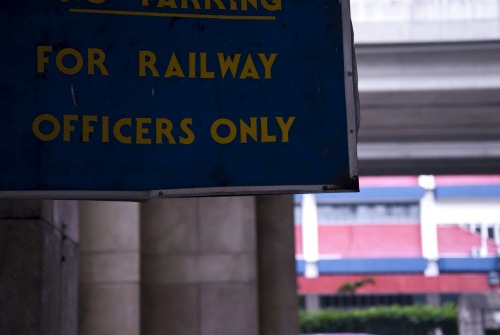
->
[78,201,140,335]
[419,175,440,276]
[256,195,299,335]
[425,294,441,307]
[0,199,78,335]
[301,194,319,279]
[304,295,321,311]
[141,197,258,335]
[459,293,490,335]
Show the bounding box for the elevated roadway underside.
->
[355,40,500,175]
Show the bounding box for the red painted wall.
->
[298,274,490,294]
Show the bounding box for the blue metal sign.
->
[0,0,358,198]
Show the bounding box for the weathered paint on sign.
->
[0,0,358,198]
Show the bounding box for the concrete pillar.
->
[425,293,441,307]
[0,199,78,335]
[301,194,319,278]
[494,223,500,246]
[79,201,140,335]
[141,197,258,335]
[304,295,321,311]
[458,293,489,335]
[256,195,299,335]
[481,222,489,257]
[419,175,440,277]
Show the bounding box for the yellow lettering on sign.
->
[37,45,53,73]
[239,55,259,79]
[82,115,98,142]
[156,0,178,8]
[31,114,295,145]
[136,51,278,79]
[164,52,185,78]
[240,118,258,143]
[211,118,237,144]
[102,116,110,143]
[156,118,176,144]
[181,0,201,9]
[261,0,281,11]
[259,53,277,79]
[276,117,295,142]
[32,114,60,141]
[189,52,197,78]
[88,48,109,75]
[114,118,132,144]
[218,53,241,79]
[180,118,195,144]
[56,49,84,75]
[259,117,276,143]
[242,0,258,11]
[63,115,79,141]
[200,52,214,79]
[209,117,295,144]
[72,0,281,18]
[204,0,226,10]
[139,50,160,77]
[136,118,152,144]
[37,46,109,75]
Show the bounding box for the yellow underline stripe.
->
[69,8,276,21]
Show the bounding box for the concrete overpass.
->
[353,0,500,175]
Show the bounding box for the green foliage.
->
[299,303,458,335]
[337,277,377,294]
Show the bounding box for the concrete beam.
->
[354,41,500,175]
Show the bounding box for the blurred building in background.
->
[309,2,500,323]
[296,175,500,310]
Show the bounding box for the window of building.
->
[295,202,420,225]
